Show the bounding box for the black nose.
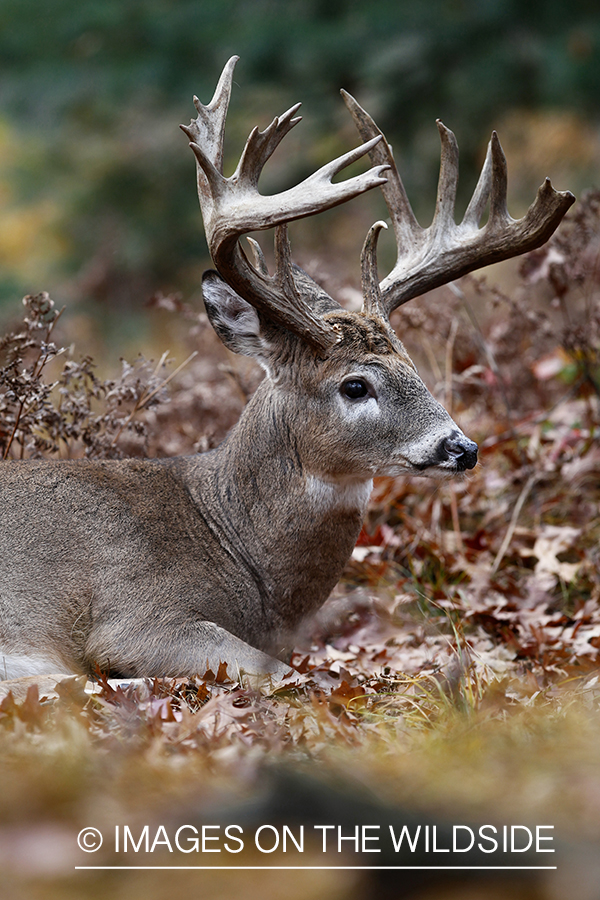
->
[442,432,478,470]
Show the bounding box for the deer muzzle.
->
[440,431,478,471]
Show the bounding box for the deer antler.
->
[182,57,390,351]
[342,90,576,317]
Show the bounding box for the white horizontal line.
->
[75,866,558,871]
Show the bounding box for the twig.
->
[444,317,459,415]
[2,307,65,460]
[420,333,443,384]
[491,472,538,575]
[108,350,197,449]
[141,351,198,409]
[449,485,465,556]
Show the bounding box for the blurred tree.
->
[0,0,598,310]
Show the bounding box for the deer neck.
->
[184,383,372,641]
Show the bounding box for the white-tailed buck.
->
[0,57,574,682]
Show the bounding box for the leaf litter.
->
[1,192,600,898]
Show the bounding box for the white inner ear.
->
[203,276,273,371]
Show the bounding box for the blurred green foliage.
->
[0,0,599,309]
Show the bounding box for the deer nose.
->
[442,433,478,470]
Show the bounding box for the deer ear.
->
[202,271,272,363]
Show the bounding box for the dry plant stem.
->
[491,472,538,575]
[431,495,442,550]
[1,424,18,459]
[2,306,65,460]
[142,350,198,408]
[108,350,198,449]
[449,485,465,556]
[5,396,40,460]
[420,332,443,384]
[444,316,459,414]
[442,312,466,558]
[438,298,465,556]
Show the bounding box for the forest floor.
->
[1,196,600,899]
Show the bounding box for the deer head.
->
[181,57,574,484]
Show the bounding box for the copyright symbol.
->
[77,827,103,852]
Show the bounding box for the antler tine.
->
[433,121,459,231]
[273,224,301,300]
[180,55,239,209]
[341,89,421,255]
[360,220,388,317]
[245,237,270,276]
[183,54,238,174]
[462,138,492,228]
[487,131,510,226]
[185,59,390,352]
[235,104,302,190]
[344,104,575,317]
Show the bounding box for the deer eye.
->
[341,378,370,400]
